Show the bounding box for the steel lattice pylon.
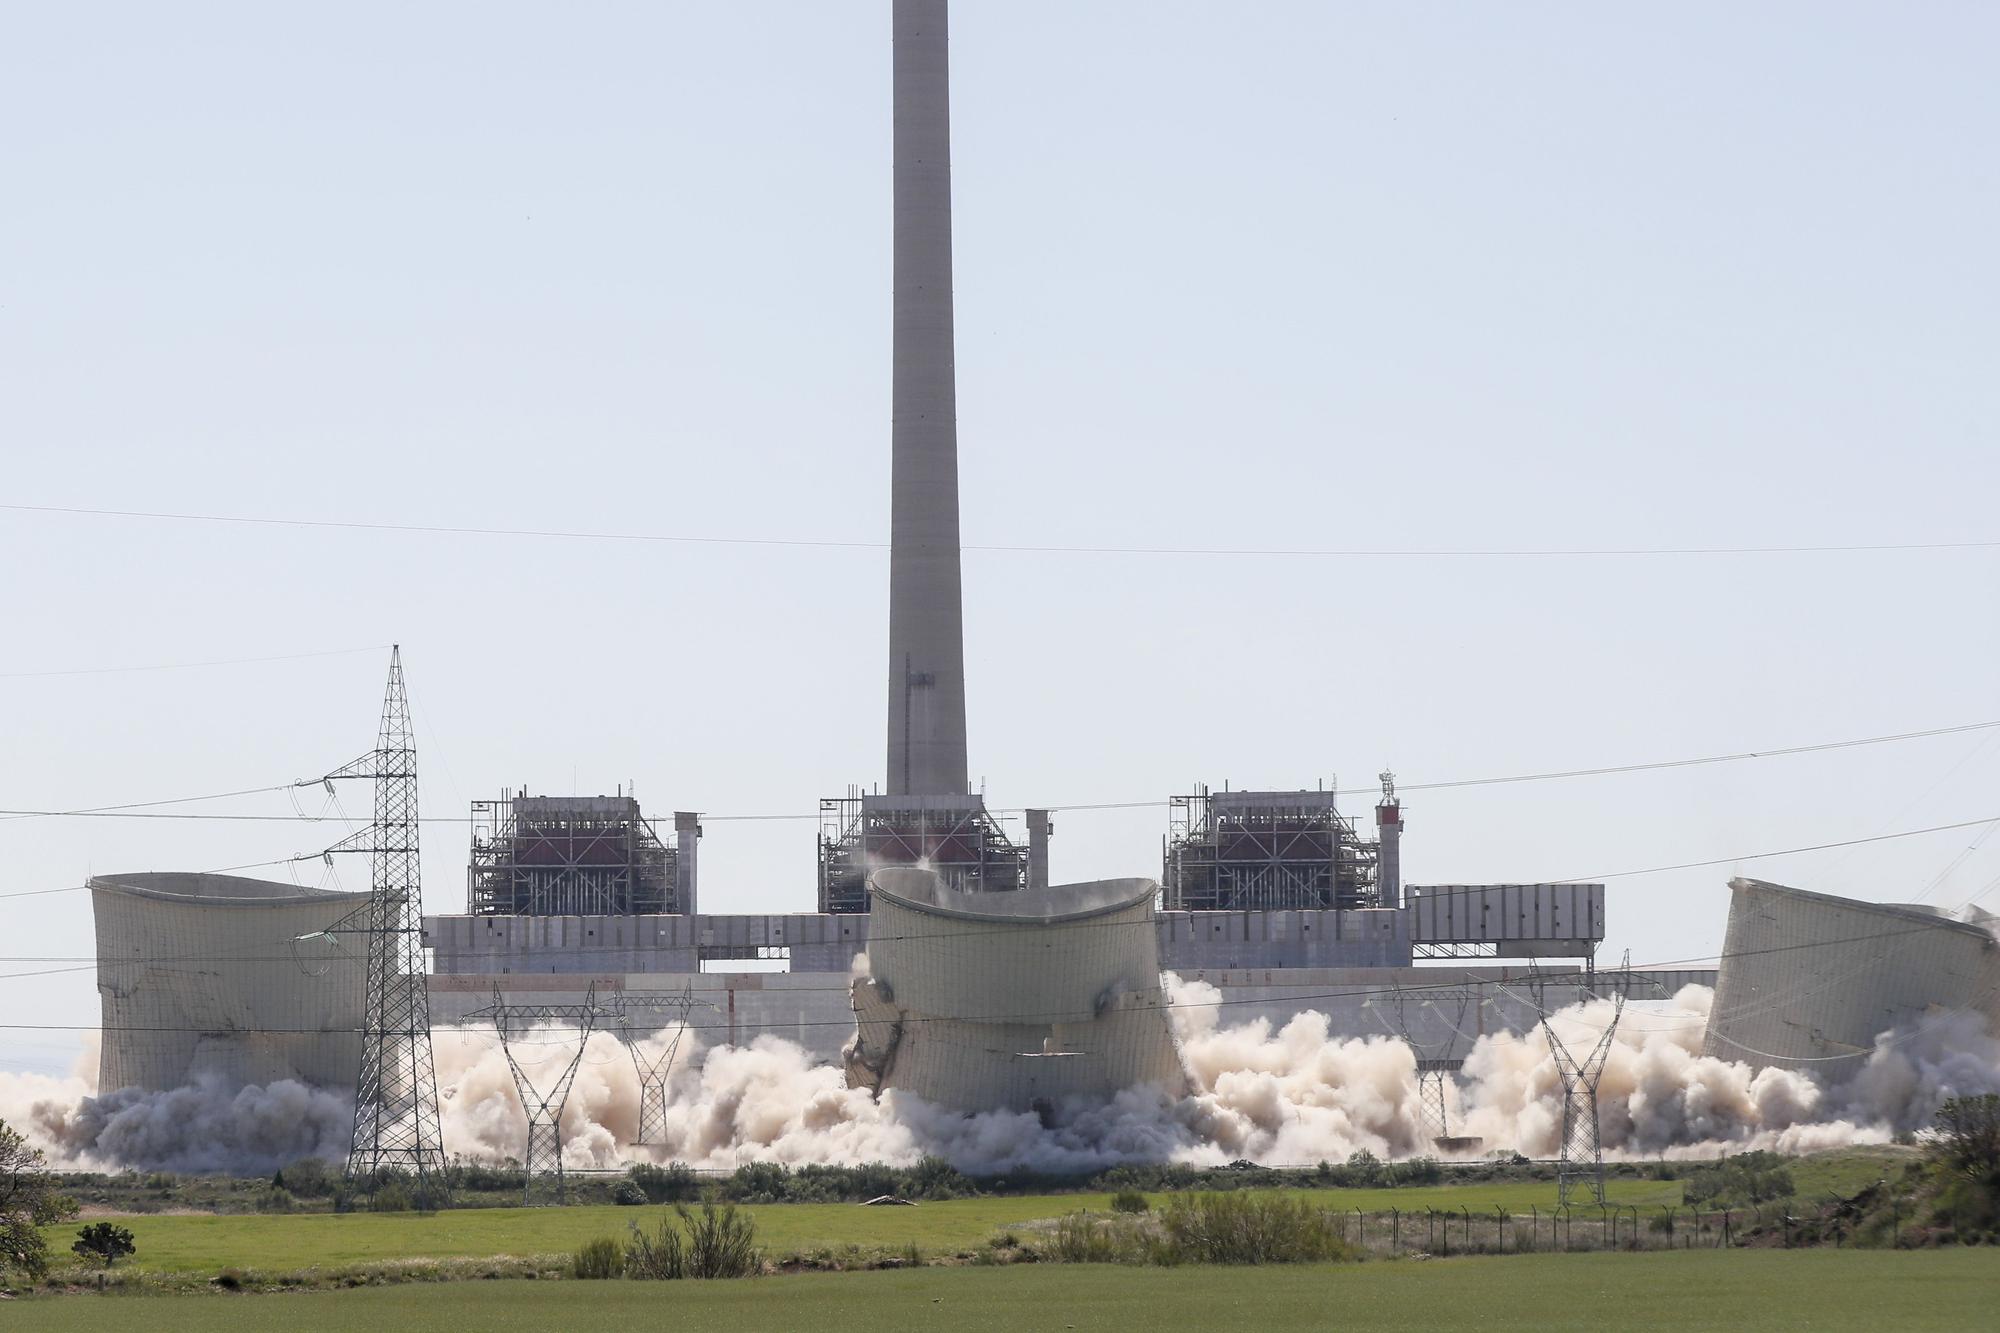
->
[467,983,618,1206]
[623,987,696,1146]
[1383,987,1476,1143]
[1530,953,1628,1208]
[323,647,451,1211]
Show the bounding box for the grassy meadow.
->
[11,1249,1999,1332]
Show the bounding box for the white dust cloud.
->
[7,981,1998,1174]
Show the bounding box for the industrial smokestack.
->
[886,0,970,797]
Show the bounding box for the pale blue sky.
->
[4,2,1997,1074]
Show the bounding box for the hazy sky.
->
[4,2,1997,1075]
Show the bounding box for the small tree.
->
[72,1222,137,1268]
[1932,1094,2000,1184]
[1,1118,78,1281]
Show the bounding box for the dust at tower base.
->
[844,867,1188,1113]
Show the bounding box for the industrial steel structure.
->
[1164,785,1383,910]
[91,871,368,1093]
[319,647,451,1210]
[1702,878,2000,1072]
[466,983,617,1206]
[817,792,1026,913]
[468,791,690,917]
[1531,954,1629,1207]
[845,868,1187,1114]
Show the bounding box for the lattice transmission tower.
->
[320,646,451,1210]
[623,986,696,1147]
[468,983,619,1205]
[1383,986,1477,1144]
[1529,952,1628,1207]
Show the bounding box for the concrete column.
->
[1027,808,1053,891]
[674,811,701,916]
[885,0,969,797]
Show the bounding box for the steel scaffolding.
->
[1164,786,1381,910]
[468,791,679,916]
[816,791,1025,913]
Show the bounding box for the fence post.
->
[1392,1208,1401,1254]
[1497,1205,1507,1254]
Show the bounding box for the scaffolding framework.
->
[321,647,451,1211]
[1164,786,1380,911]
[468,791,680,916]
[1531,953,1630,1207]
[465,984,618,1206]
[817,791,1026,914]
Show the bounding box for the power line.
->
[0,645,388,680]
[0,783,304,824]
[6,716,1995,831]
[1550,815,2000,883]
[7,502,1997,560]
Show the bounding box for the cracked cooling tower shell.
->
[844,867,1188,1113]
[1701,877,2000,1073]
[91,872,370,1093]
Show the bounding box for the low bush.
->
[1109,1189,1150,1214]
[626,1162,702,1204]
[1155,1192,1356,1265]
[571,1236,626,1279]
[1053,1212,1143,1264]
[626,1203,761,1280]
[1683,1152,1796,1207]
[274,1158,338,1199]
[612,1181,647,1207]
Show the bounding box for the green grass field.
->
[11,1250,1997,1332]
[48,1178,1690,1275]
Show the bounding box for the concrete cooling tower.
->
[92,872,369,1093]
[1702,877,2000,1072]
[845,868,1188,1114]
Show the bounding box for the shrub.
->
[612,1181,647,1207]
[1110,1189,1150,1214]
[1053,1212,1142,1264]
[72,1222,137,1268]
[255,1185,297,1214]
[1932,1095,2000,1184]
[1682,1152,1796,1207]
[275,1157,338,1199]
[626,1204,761,1280]
[627,1162,701,1204]
[571,1236,626,1279]
[368,1180,415,1213]
[1155,1192,1356,1266]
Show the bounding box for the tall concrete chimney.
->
[886,0,970,797]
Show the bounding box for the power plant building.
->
[91,872,367,1094]
[468,791,697,917]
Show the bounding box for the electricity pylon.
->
[321,646,451,1210]
[624,985,696,1146]
[468,983,618,1205]
[1530,952,1629,1207]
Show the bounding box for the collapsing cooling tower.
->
[844,868,1188,1114]
[1702,877,2000,1072]
[91,872,368,1093]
